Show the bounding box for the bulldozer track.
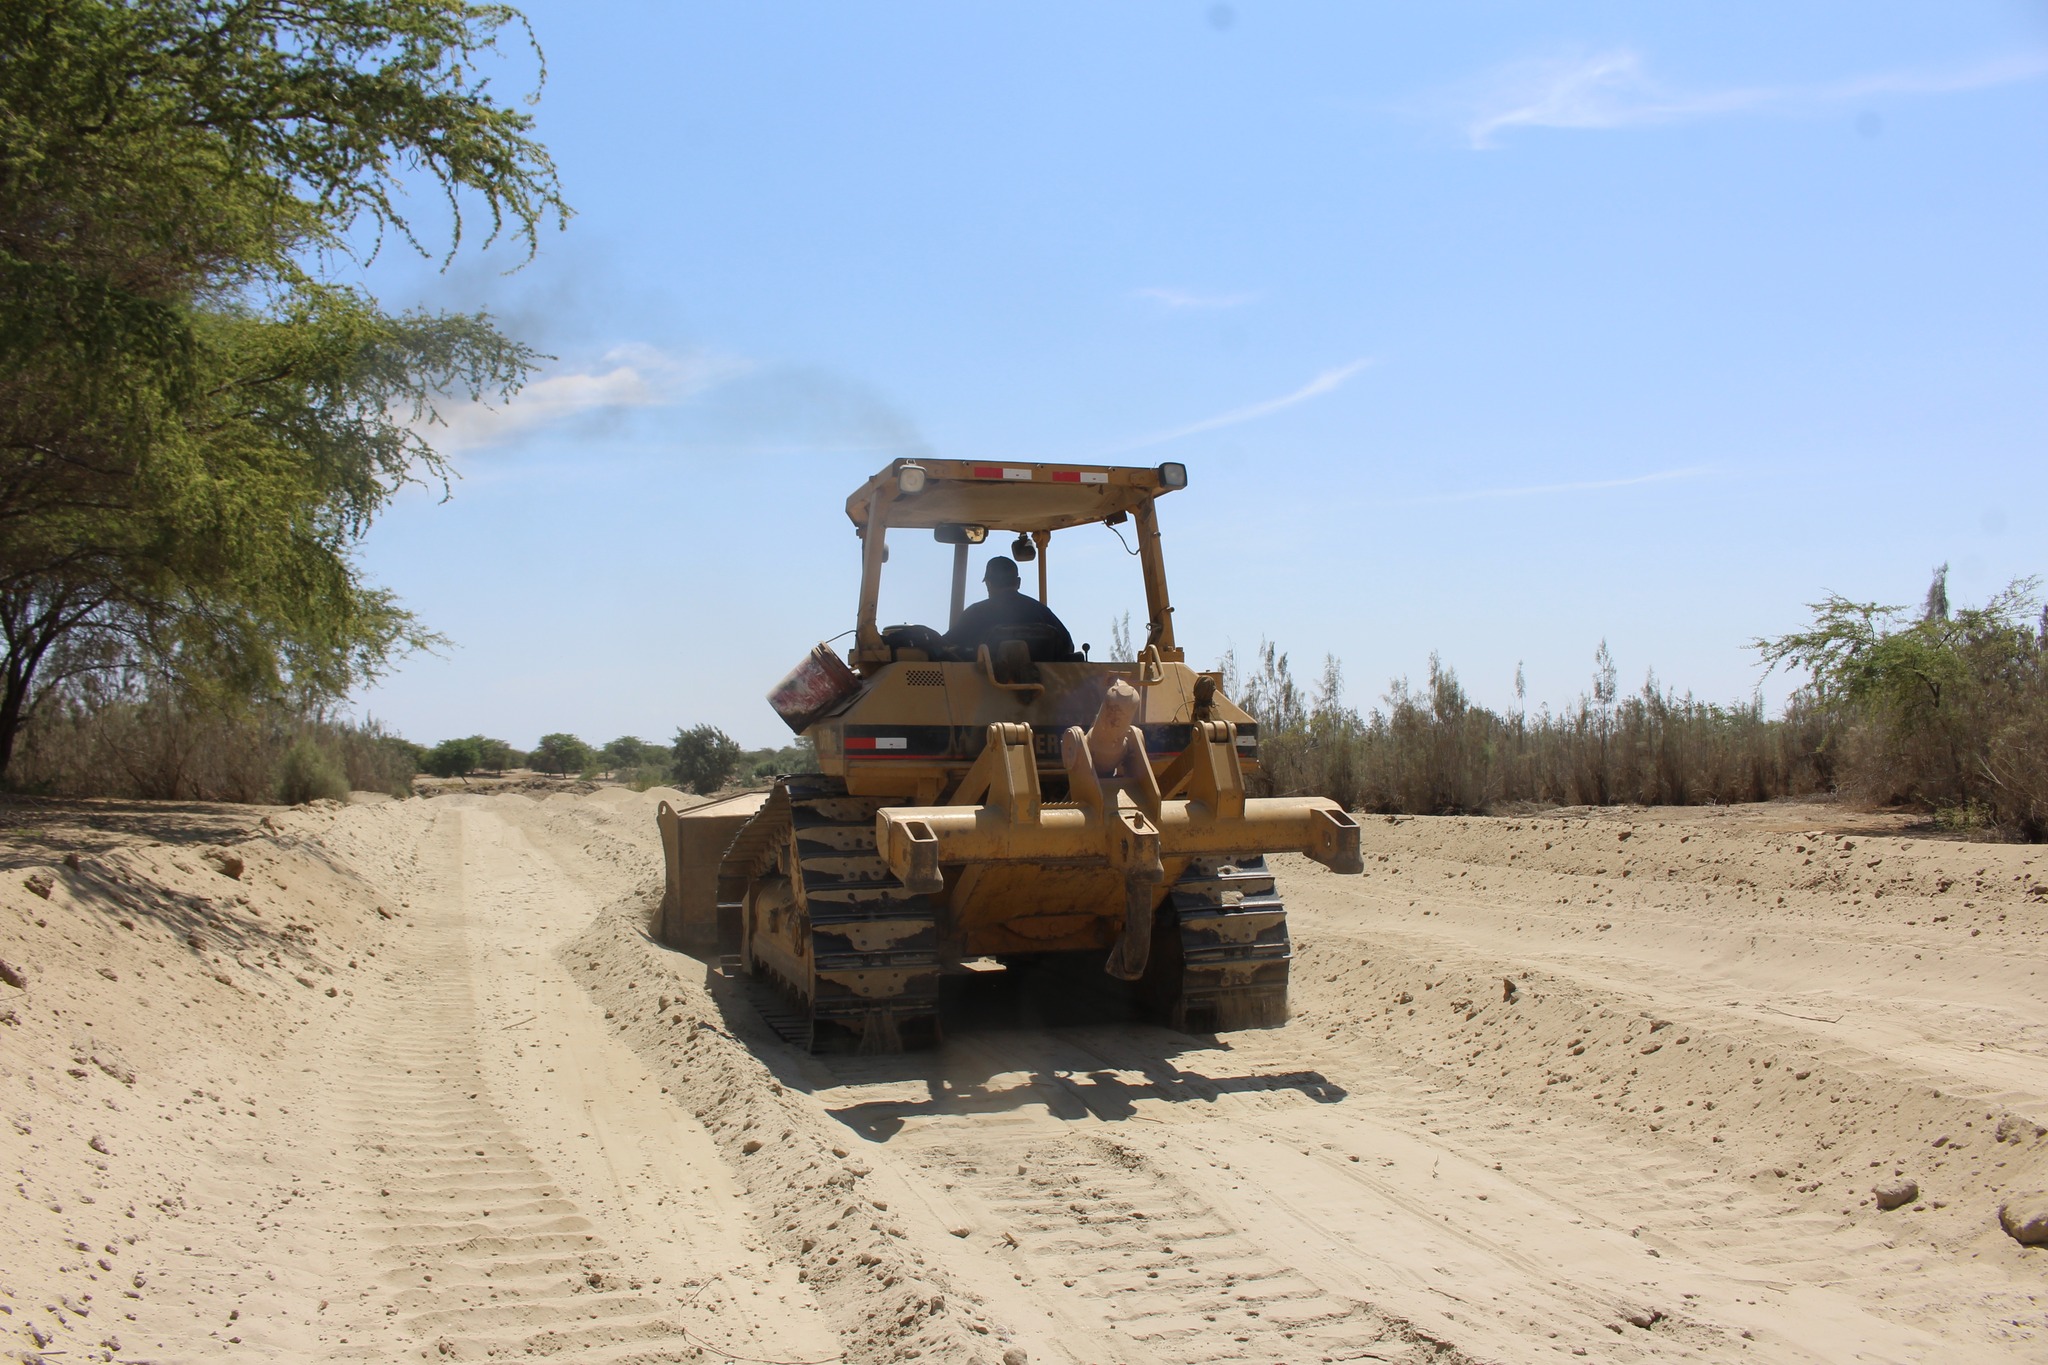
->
[775,775,942,1051]
[340,819,712,1364]
[1153,856,1294,1034]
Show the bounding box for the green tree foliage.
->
[672,724,742,795]
[423,735,483,778]
[529,732,590,777]
[743,738,819,779]
[600,735,657,773]
[1757,571,2047,835]
[472,735,516,772]
[0,0,569,782]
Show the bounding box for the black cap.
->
[983,555,1020,586]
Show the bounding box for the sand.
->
[4,788,2046,1363]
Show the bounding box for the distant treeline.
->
[1231,567,2046,842]
[11,570,2041,840]
[7,707,815,806]
[412,728,816,794]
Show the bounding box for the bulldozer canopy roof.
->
[845,459,1182,533]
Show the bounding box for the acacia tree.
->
[473,736,517,772]
[672,724,742,795]
[0,0,570,781]
[529,732,589,777]
[1756,571,2047,833]
[423,736,483,779]
[600,735,656,774]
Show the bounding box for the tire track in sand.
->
[328,803,832,1364]
[916,1124,1449,1364]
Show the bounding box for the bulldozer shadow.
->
[821,1053,1349,1141]
[686,944,1348,1139]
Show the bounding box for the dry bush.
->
[276,739,349,805]
[1231,642,1830,819]
[1234,583,2044,842]
[9,688,418,802]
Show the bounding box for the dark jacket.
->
[942,588,1075,661]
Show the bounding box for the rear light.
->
[897,462,927,495]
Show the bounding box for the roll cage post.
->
[1135,499,1180,659]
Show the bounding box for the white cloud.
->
[1384,467,1711,507]
[1464,47,2048,149]
[1133,286,1262,310]
[424,343,748,453]
[1110,358,1375,453]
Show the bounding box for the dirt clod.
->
[1995,1114,2044,1145]
[1999,1195,2048,1246]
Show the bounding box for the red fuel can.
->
[767,643,860,733]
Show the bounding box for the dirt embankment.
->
[4,790,2047,1364]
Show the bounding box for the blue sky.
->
[348,2,2048,751]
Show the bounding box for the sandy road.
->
[7,787,2047,1364]
[314,798,840,1364]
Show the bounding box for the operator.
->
[941,555,1076,662]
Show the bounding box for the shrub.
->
[618,763,678,792]
[673,724,743,795]
[8,686,423,803]
[743,740,819,779]
[335,721,422,798]
[276,739,349,805]
[600,735,659,774]
[1227,640,1827,819]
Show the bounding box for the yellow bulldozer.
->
[657,458,1361,1050]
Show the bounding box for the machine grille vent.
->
[905,668,946,687]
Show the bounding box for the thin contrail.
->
[1108,358,1376,454]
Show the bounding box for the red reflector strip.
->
[844,737,874,750]
[1050,470,1108,484]
[972,466,1038,480]
[844,737,907,751]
